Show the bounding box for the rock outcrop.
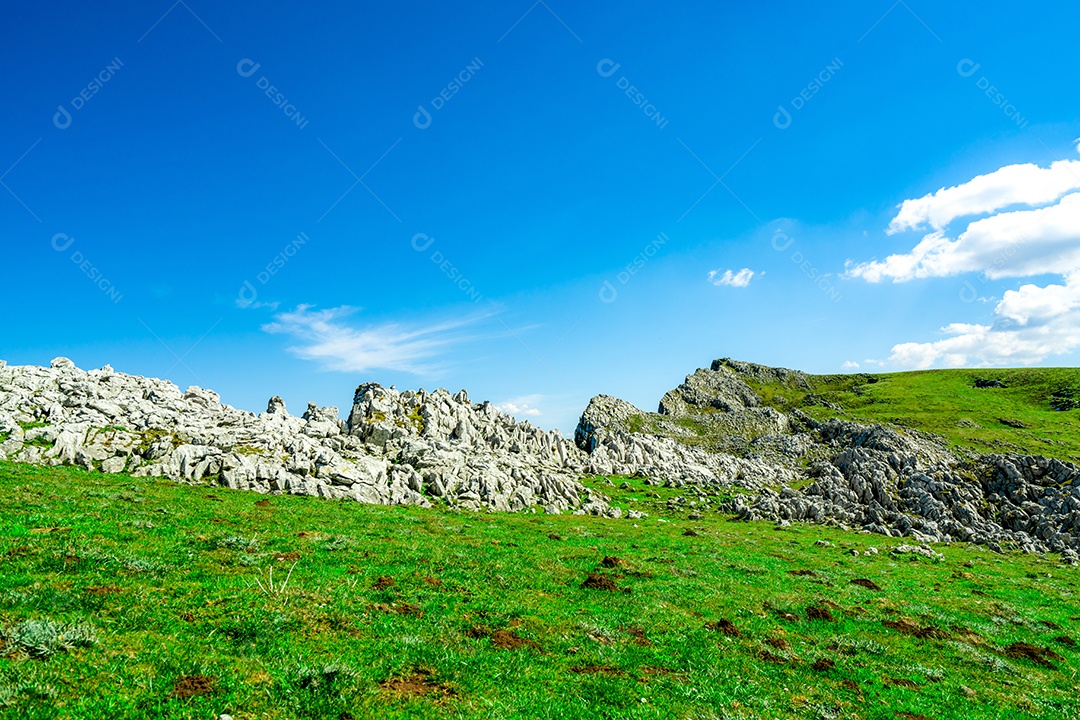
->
[0,358,613,516]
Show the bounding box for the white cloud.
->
[497,394,543,418]
[262,305,486,375]
[848,192,1080,282]
[888,276,1080,368]
[237,299,281,311]
[708,268,756,287]
[841,360,860,370]
[887,155,1080,234]
[851,145,1080,369]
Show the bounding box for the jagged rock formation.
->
[0,358,613,516]
[4,355,1080,558]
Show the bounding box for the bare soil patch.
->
[380,669,455,699]
[705,619,740,637]
[850,578,882,591]
[1004,642,1063,668]
[806,606,835,622]
[581,572,624,592]
[173,675,217,699]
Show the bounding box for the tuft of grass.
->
[1,619,97,659]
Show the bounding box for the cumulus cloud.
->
[708,268,756,287]
[851,144,1080,369]
[497,395,543,418]
[888,276,1080,368]
[262,305,486,375]
[849,192,1080,282]
[841,360,860,370]
[887,155,1080,234]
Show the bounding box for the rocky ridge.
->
[3,356,1080,558]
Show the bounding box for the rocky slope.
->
[3,356,1080,558]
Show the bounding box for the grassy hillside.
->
[2,463,1079,719]
[736,367,1080,460]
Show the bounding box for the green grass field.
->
[736,367,1080,460]
[2,462,1079,719]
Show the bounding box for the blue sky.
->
[4,1,1080,432]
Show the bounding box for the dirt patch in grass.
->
[788,569,817,577]
[372,602,421,617]
[705,619,740,637]
[490,630,538,650]
[840,679,860,693]
[254,499,271,507]
[372,575,395,590]
[173,674,217,699]
[570,664,625,675]
[600,556,629,568]
[682,529,699,537]
[467,626,538,650]
[806,606,835,622]
[548,533,563,541]
[812,658,835,671]
[1004,642,1064,668]
[850,578,882,591]
[85,585,122,596]
[203,494,223,502]
[766,637,789,651]
[897,713,934,720]
[883,618,946,639]
[380,669,455,699]
[422,576,441,587]
[624,626,652,646]
[581,572,625,592]
[1054,635,1076,647]
[275,551,301,562]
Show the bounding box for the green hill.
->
[732,366,1080,460]
[1,461,1078,719]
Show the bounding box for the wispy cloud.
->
[707,267,757,287]
[262,305,489,375]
